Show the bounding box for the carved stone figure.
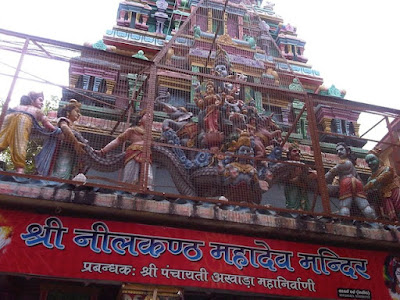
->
[156,94,284,204]
[158,101,197,148]
[243,34,256,49]
[194,80,224,150]
[193,25,201,39]
[253,114,282,158]
[364,151,400,221]
[0,92,57,173]
[325,142,376,219]
[99,111,153,192]
[282,144,316,211]
[151,44,289,205]
[218,131,266,204]
[36,99,86,180]
[213,46,242,103]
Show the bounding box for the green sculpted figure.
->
[244,35,256,49]
[193,25,201,39]
[365,151,400,221]
[282,144,316,211]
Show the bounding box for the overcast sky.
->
[0,0,398,140]
[0,0,398,104]
[274,0,399,109]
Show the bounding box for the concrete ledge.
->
[0,181,399,248]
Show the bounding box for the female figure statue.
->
[36,99,86,179]
[0,92,57,173]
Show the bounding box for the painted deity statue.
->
[213,46,235,95]
[157,96,211,170]
[194,80,224,150]
[364,150,400,221]
[98,111,153,192]
[0,92,57,173]
[325,142,376,219]
[36,99,87,180]
[196,80,222,133]
[281,144,317,211]
[253,114,282,158]
[155,46,288,204]
[218,131,267,204]
[158,100,197,148]
[194,46,244,150]
[214,47,247,134]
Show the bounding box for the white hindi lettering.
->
[140,263,158,278]
[81,262,93,273]
[160,265,208,282]
[81,262,135,276]
[211,272,255,288]
[257,276,316,292]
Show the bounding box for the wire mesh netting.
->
[1,0,400,226]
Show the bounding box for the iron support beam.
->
[0,38,29,129]
[306,96,331,213]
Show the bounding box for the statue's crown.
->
[215,46,231,69]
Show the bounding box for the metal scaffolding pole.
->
[0,38,30,128]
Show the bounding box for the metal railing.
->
[1,25,400,226]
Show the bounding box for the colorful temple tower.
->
[78,0,363,165]
[77,0,327,137]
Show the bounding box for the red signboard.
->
[0,208,397,299]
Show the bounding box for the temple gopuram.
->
[0,0,400,299]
